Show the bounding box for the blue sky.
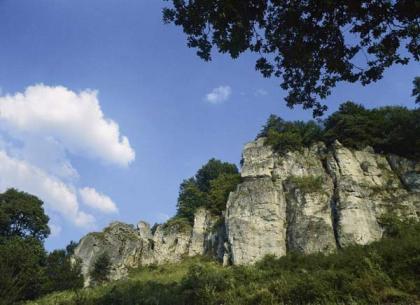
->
[0,0,418,250]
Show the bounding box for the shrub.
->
[175,159,240,224]
[259,102,420,160]
[27,222,420,304]
[90,253,111,285]
[287,175,324,193]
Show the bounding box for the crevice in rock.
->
[321,154,341,249]
[385,155,410,191]
[282,180,294,254]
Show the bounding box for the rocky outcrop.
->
[73,222,145,286]
[74,214,222,285]
[226,177,287,265]
[225,138,419,264]
[74,138,419,283]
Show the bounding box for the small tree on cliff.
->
[90,252,111,285]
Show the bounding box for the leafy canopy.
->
[176,159,240,223]
[0,188,50,241]
[43,248,84,294]
[259,102,420,160]
[163,1,419,116]
[90,252,111,285]
[0,189,83,304]
[413,76,420,103]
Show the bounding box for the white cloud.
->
[255,89,268,96]
[0,84,135,166]
[49,223,62,237]
[0,150,95,228]
[79,187,118,214]
[205,86,232,104]
[0,84,133,231]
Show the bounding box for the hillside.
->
[28,219,420,305]
[22,103,420,305]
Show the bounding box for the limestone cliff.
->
[74,138,419,283]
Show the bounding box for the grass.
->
[161,216,192,234]
[27,219,420,305]
[26,257,205,305]
[288,175,324,193]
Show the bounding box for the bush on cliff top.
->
[259,102,420,160]
[175,159,241,224]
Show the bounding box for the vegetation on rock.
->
[175,159,241,224]
[27,217,420,305]
[259,102,420,160]
[90,253,111,286]
[287,175,324,193]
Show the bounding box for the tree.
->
[413,76,420,103]
[208,173,241,215]
[0,189,50,304]
[175,159,240,223]
[259,102,420,160]
[195,158,238,193]
[90,252,111,285]
[323,102,420,159]
[43,246,84,294]
[0,188,50,241]
[177,178,209,222]
[163,1,419,116]
[0,237,47,305]
[258,114,322,153]
[257,114,286,139]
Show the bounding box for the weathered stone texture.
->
[74,138,419,284]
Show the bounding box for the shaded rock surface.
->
[74,138,419,282]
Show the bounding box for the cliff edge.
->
[74,138,420,285]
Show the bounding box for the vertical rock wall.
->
[74,138,419,283]
[226,138,419,264]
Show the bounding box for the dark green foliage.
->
[288,175,324,193]
[0,189,84,304]
[162,216,192,233]
[260,102,420,160]
[43,248,84,294]
[413,76,420,103]
[163,1,419,116]
[0,188,50,241]
[323,102,420,159]
[0,189,51,305]
[259,115,323,153]
[323,101,379,149]
[0,237,47,305]
[90,253,111,285]
[66,240,79,255]
[176,159,240,223]
[176,178,209,223]
[33,220,420,305]
[195,159,238,193]
[208,173,241,216]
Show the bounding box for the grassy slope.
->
[28,220,420,305]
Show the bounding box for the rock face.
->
[74,222,145,286]
[74,138,420,283]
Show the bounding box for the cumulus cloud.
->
[79,187,118,214]
[0,84,133,230]
[0,84,135,166]
[205,86,232,104]
[0,150,95,228]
